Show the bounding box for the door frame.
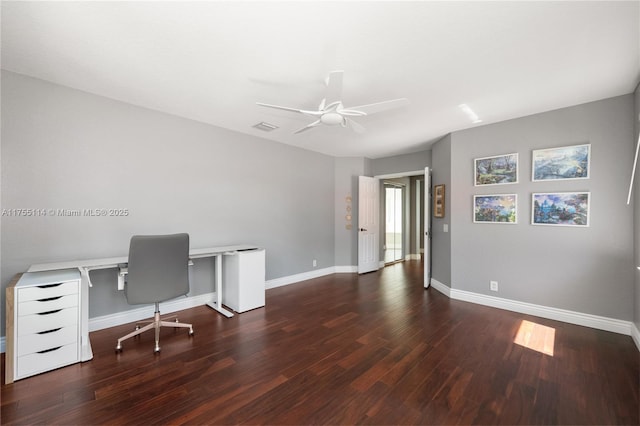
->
[383,181,406,264]
[374,169,431,287]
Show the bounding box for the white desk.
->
[27,244,259,361]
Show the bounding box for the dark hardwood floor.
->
[2,260,638,425]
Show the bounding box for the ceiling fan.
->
[256,70,409,134]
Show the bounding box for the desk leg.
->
[206,254,234,318]
[78,268,94,361]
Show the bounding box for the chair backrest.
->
[125,233,190,305]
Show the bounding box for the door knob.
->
[360,228,367,231]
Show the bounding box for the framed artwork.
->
[434,184,445,218]
[532,144,590,181]
[531,192,590,227]
[474,153,518,186]
[473,194,517,224]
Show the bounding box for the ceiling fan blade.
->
[256,102,305,114]
[256,102,323,116]
[324,70,344,107]
[294,120,322,134]
[339,109,367,117]
[348,98,410,115]
[346,118,365,133]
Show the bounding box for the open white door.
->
[358,176,380,274]
[424,167,431,288]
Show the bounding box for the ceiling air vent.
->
[252,122,278,132]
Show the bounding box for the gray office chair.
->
[116,233,194,353]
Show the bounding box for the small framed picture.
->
[532,144,590,181]
[531,192,590,227]
[473,194,517,224]
[434,184,445,218]
[474,153,518,186]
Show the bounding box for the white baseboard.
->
[632,322,640,351]
[89,292,216,332]
[405,254,421,260]
[5,269,638,353]
[334,265,358,273]
[429,278,451,297]
[0,268,344,353]
[449,287,634,337]
[265,266,335,289]
[91,266,348,330]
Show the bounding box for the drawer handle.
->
[38,328,62,335]
[37,296,63,302]
[38,283,63,289]
[38,309,62,316]
[37,346,62,354]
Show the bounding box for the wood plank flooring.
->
[2,260,638,425]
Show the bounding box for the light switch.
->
[443,224,449,232]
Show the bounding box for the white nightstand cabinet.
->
[5,269,81,384]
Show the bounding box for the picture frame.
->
[531,192,590,227]
[532,143,590,181]
[433,184,445,218]
[473,194,517,224]
[474,153,518,186]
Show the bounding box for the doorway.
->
[358,168,430,287]
[384,183,404,264]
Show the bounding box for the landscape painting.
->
[532,192,590,227]
[473,194,517,224]
[475,153,518,186]
[532,144,590,181]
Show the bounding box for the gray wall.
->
[334,155,429,268]
[1,71,335,331]
[634,83,640,331]
[431,134,452,287]
[450,95,635,320]
[334,157,369,268]
[370,150,431,176]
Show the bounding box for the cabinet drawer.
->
[18,294,78,316]
[16,342,79,380]
[18,281,78,303]
[18,307,78,336]
[17,325,78,356]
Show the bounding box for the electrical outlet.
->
[313,259,317,267]
[490,281,498,291]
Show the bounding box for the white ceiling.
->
[2,1,639,159]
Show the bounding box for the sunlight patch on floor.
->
[514,320,555,356]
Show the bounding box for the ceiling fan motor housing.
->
[321,112,344,125]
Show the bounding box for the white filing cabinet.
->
[222,248,266,313]
[5,269,81,384]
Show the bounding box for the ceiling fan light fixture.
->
[459,103,482,124]
[256,71,408,134]
[320,112,344,126]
